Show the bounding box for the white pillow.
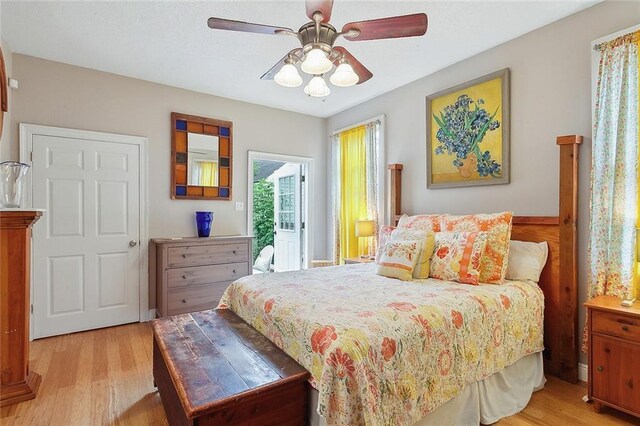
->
[505,240,548,283]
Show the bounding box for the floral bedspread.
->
[218,263,544,426]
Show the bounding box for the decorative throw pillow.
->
[397,214,443,232]
[375,225,396,263]
[429,232,488,285]
[390,228,436,279]
[376,240,420,281]
[441,212,513,284]
[505,240,548,283]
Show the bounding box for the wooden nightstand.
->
[343,257,374,265]
[585,295,640,418]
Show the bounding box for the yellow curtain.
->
[339,125,368,262]
[200,161,218,186]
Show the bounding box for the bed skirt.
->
[308,351,545,426]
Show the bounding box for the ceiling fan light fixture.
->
[300,48,333,75]
[304,76,330,97]
[330,62,359,87]
[274,63,303,87]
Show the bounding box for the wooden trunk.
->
[152,309,310,425]
[0,210,43,407]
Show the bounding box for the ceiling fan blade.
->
[332,47,373,85]
[260,49,302,80]
[305,0,334,23]
[208,17,293,35]
[342,13,428,41]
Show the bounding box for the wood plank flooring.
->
[1,322,638,425]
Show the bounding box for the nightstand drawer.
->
[167,262,248,288]
[592,310,640,343]
[167,243,248,268]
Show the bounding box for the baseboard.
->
[146,309,157,321]
[579,362,588,382]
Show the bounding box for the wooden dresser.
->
[151,236,252,317]
[0,210,43,407]
[585,295,640,418]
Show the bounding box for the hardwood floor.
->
[1,322,638,425]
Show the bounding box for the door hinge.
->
[301,175,306,183]
[301,222,305,230]
[30,304,33,314]
[30,151,33,162]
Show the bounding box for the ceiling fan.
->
[207,0,428,98]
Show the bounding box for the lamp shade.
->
[330,62,359,87]
[355,220,375,237]
[301,48,333,75]
[274,63,302,87]
[303,76,330,98]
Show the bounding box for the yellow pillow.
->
[390,228,436,279]
[376,240,420,281]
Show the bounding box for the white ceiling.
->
[1,0,598,118]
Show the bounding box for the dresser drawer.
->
[167,262,248,288]
[167,243,248,268]
[592,310,640,343]
[167,283,230,316]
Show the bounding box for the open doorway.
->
[248,151,313,272]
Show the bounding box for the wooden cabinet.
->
[343,257,374,265]
[0,210,43,407]
[585,296,640,418]
[151,236,252,317]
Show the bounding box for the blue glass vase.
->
[195,211,214,237]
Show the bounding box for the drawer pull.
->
[182,275,187,280]
[182,254,187,258]
[233,250,237,254]
[233,270,236,274]
[622,326,629,332]
[182,299,186,304]
[604,347,610,353]
[597,366,604,372]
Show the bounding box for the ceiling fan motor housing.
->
[298,21,339,53]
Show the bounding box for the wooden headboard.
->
[389,135,582,383]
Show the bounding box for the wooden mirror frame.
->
[0,46,8,141]
[171,112,233,200]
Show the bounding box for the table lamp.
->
[355,220,375,259]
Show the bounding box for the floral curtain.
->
[587,31,639,301]
[583,31,639,353]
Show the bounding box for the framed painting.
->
[426,68,510,188]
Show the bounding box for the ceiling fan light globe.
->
[304,76,330,97]
[274,63,303,87]
[329,63,359,87]
[300,48,333,75]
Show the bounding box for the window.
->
[278,175,295,231]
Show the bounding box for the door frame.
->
[19,123,151,329]
[247,151,314,269]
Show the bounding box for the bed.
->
[218,134,581,425]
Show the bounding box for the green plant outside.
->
[252,178,274,260]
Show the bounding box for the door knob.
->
[129,240,138,247]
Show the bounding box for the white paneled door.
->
[272,164,302,272]
[30,133,142,338]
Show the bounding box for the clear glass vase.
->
[0,161,30,208]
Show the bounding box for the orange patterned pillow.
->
[397,214,443,232]
[375,225,396,263]
[441,212,513,284]
[430,232,488,285]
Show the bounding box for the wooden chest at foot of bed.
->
[152,309,310,426]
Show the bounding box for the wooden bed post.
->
[388,164,403,225]
[556,134,582,383]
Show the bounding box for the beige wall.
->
[327,1,639,365]
[8,55,327,309]
[0,38,11,155]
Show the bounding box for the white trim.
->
[579,362,588,383]
[148,309,157,320]
[247,151,314,269]
[19,123,151,337]
[330,114,385,137]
